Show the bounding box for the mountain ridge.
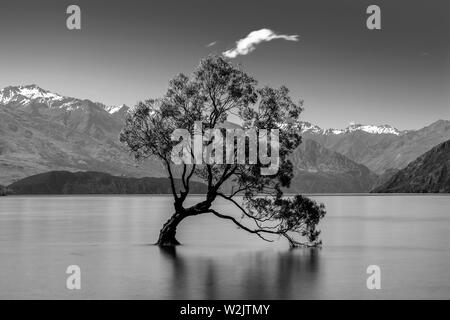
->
[288,139,378,193]
[372,139,450,193]
[1,84,448,193]
[7,171,207,194]
[0,84,127,116]
[300,121,405,136]
[2,85,430,135]
[0,85,164,185]
[301,119,450,174]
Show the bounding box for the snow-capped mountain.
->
[103,104,128,114]
[0,84,448,188]
[0,84,71,107]
[0,85,161,186]
[0,84,127,115]
[340,124,401,135]
[300,121,402,136]
[301,120,450,174]
[0,86,402,134]
[299,122,324,134]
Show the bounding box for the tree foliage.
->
[120,55,326,247]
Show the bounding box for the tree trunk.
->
[156,211,185,246]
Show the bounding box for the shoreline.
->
[2,193,449,197]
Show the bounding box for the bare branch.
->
[208,209,275,242]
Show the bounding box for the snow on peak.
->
[1,84,63,100]
[0,85,128,115]
[325,128,345,135]
[300,121,401,136]
[344,124,400,135]
[103,104,128,114]
[0,84,67,107]
[300,122,325,134]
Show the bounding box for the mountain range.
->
[300,120,450,174]
[0,85,165,185]
[1,85,449,193]
[373,139,450,193]
[288,139,378,193]
[7,171,207,195]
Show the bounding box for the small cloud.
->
[206,41,217,48]
[223,28,299,59]
[349,121,356,126]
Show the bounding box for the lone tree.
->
[120,55,326,247]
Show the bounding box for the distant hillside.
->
[1,85,449,188]
[2,85,449,193]
[372,139,450,193]
[8,171,207,195]
[302,120,450,174]
[288,140,378,193]
[0,85,164,186]
[0,184,11,196]
[370,168,400,190]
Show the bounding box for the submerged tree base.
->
[155,211,184,246]
[156,238,180,247]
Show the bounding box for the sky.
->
[0,0,448,130]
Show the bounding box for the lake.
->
[0,195,449,299]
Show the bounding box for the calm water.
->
[0,195,449,299]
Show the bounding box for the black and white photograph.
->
[0,0,449,306]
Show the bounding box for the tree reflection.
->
[159,247,321,299]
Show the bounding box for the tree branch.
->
[163,157,179,200]
[208,209,281,242]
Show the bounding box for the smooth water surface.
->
[0,195,449,299]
